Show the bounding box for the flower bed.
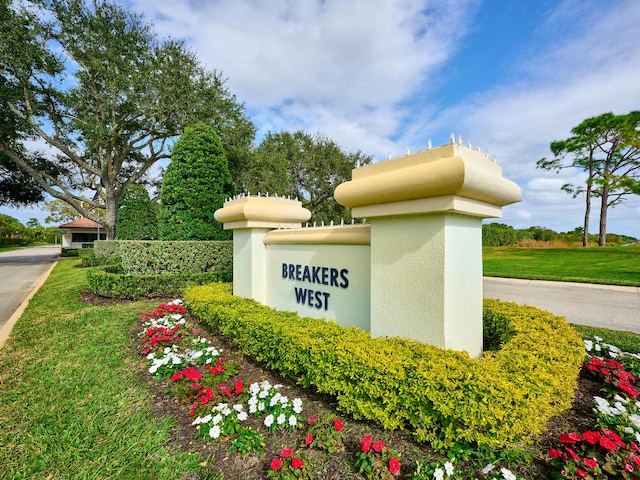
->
[136,299,523,479]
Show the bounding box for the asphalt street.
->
[484,276,640,334]
[0,246,59,331]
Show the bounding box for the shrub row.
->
[88,265,231,299]
[184,283,584,449]
[93,240,232,275]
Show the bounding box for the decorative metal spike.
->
[468,140,472,148]
[458,134,463,146]
[428,139,432,150]
[450,132,455,143]
[352,219,355,224]
[341,218,344,226]
[313,221,317,227]
[406,146,410,155]
[477,146,481,152]
[330,220,334,226]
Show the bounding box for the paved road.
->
[484,277,640,334]
[0,246,59,330]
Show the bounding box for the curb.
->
[0,261,58,350]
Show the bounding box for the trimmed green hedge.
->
[88,265,231,299]
[93,240,232,275]
[184,283,584,449]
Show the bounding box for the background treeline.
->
[482,223,637,247]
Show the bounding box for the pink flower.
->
[333,419,344,432]
[280,448,293,457]
[291,457,304,469]
[305,434,313,445]
[624,463,634,472]
[270,458,282,470]
[388,457,400,474]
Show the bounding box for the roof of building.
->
[59,217,104,229]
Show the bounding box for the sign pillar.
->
[335,143,521,357]
[214,195,312,303]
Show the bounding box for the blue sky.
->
[3,0,640,238]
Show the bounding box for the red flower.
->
[548,449,564,458]
[602,428,626,447]
[589,357,605,367]
[564,447,580,461]
[308,415,318,424]
[618,382,638,397]
[234,380,243,395]
[630,442,640,454]
[280,448,293,457]
[632,455,640,466]
[305,434,313,445]
[372,440,386,453]
[582,431,600,444]
[200,396,208,405]
[170,372,182,382]
[270,458,282,470]
[599,436,618,451]
[389,457,400,474]
[559,432,582,444]
[333,419,344,432]
[361,436,373,452]
[291,457,304,469]
[583,457,597,469]
[576,469,587,478]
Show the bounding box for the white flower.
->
[444,461,454,476]
[500,467,516,480]
[249,404,257,414]
[209,425,221,439]
[595,344,601,352]
[584,339,593,351]
[270,393,281,406]
[288,415,297,427]
[237,411,248,421]
[163,347,171,354]
[594,336,603,341]
[258,402,265,411]
[233,404,243,412]
[629,414,640,429]
[212,414,223,425]
[264,414,274,427]
[277,413,286,425]
[482,464,495,474]
[249,382,260,395]
[635,431,640,443]
[222,407,231,416]
[433,467,444,480]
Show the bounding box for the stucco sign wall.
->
[215,141,521,358]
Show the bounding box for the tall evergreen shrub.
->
[159,124,234,240]
[116,184,158,239]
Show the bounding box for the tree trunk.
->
[104,191,118,240]
[582,186,591,247]
[598,186,609,246]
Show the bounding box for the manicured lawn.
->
[0,260,207,479]
[483,246,640,286]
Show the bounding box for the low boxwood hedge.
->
[183,283,584,449]
[87,265,231,299]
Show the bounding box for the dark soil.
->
[81,290,601,479]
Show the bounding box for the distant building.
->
[59,217,106,251]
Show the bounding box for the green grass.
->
[0,260,209,480]
[483,246,640,286]
[2,256,640,479]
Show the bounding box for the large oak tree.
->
[0,0,254,238]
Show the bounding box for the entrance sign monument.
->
[215,140,521,358]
